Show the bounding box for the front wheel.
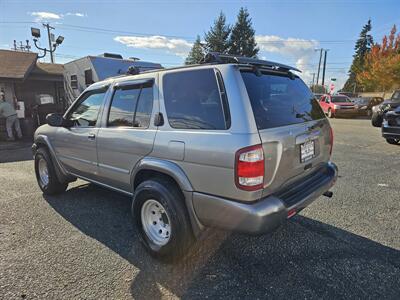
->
[132,178,194,261]
[386,138,400,145]
[371,113,383,127]
[34,148,68,195]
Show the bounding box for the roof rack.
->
[201,52,301,73]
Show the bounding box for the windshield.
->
[331,96,352,103]
[241,71,325,130]
[354,98,369,104]
[392,91,400,101]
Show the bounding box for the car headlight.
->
[334,105,340,109]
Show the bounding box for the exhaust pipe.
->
[323,191,333,198]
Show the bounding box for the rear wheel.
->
[34,148,68,195]
[132,178,194,261]
[386,138,400,145]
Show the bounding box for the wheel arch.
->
[131,158,193,192]
[33,135,74,183]
[131,158,204,236]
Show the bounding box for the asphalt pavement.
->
[0,118,399,299]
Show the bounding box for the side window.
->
[163,68,227,130]
[325,96,330,103]
[108,81,153,128]
[68,89,106,127]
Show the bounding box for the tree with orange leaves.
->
[357,25,400,92]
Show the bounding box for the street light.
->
[31,27,41,39]
[30,24,64,63]
[55,35,64,45]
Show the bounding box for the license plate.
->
[300,140,315,163]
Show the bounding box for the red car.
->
[318,94,357,118]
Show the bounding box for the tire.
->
[132,178,194,261]
[371,113,383,127]
[34,148,68,195]
[386,138,400,145]
[328,109,334,118]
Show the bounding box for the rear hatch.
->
[330,96,356,110]
[241,70,332,197]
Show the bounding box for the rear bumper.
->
[192,162,338,234]
[334,109,358,116]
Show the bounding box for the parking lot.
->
[0,118,399,299]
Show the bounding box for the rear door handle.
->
[88,133,96,140]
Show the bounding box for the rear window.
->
[241,71,325,130]
[331,96,351,103]
[163,69,228,130]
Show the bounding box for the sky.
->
[1,0,399,90]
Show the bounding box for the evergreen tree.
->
[343,19,374,92]
[228,7,259,57]
[185,35,205,65]
[204,12,231,53]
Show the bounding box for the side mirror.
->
[46,113,63,127]
[46,113,71,127]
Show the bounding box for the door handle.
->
[88,133,96,140]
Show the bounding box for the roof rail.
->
[201,52,301,73]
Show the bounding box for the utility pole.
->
[315,48,323,86]
[311,72,316,91]
[43,23,55,63]
[321,49,329,87]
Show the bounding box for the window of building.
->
[71,75,78,89]
[84,69,94,86]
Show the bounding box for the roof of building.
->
[33,62,64,76]
[0,50,38,80]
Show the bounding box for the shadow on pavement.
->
[0,141,33,163]
[45,183,400,299]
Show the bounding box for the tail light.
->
[235,145,264,191]
[329,127,334,156]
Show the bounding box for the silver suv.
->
[33,53,338,260]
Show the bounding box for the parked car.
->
[319,94,357,118]
[382,106,400,145]
[352,96,384,117]
[371,90,400,127]
[32,53,338,260]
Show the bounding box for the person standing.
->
[0,91,22,141]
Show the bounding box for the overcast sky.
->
[1,0,399,90]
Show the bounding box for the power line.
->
[0,21,360,44]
